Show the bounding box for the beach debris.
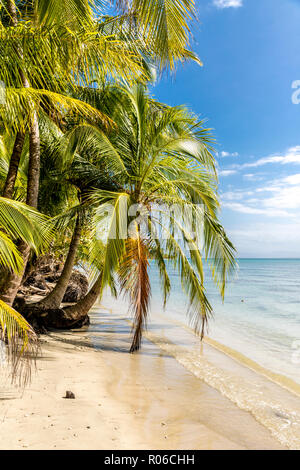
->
[274,410,291,421]
[64,390,75,399]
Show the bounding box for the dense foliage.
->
[0,0,235,383]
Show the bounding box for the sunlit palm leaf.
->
[116,0,199,69]
[0,299,39,387]
[0,230,23,273]
[34,0,97,27]
[119,230,151,352]
[0,197,52,252]
[83,84,236,348]
[1,87,112,133]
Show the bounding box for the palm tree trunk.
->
[2,132,25,199]
[6,0,18,27]
[62,273,102,321]
[36,217,82,309]
[129,240,150,353]
[2,2,28,201]
[26,113,40,208]
[0,114,40,306]
[19,273,101,330]
[0,130,26,295]
[0,2,41,306]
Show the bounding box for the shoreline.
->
[152,309,300,398]
[204,336,300,398]
[0,305,287,450]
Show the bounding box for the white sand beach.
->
[0,305,287,450]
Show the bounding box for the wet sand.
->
[0,305,286,450]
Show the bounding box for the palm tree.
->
[0,1,224,346]
[11,108,118,312]
[28,114,110,310]
[114,0,202,70]
[0,89,111,305]
[0,0,201,206]
[0,0,148,305]
[64,84,236,351]
[0,196,51,384]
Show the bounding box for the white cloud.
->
[213,0,243,8]
[243,173,265,182]
[241,146,300,169]
[243,173,255,180]
[221,170,300,218]
[256,186,278,193]
[262,186,300,210]
[218,170,237,177]
[229,222,300,257]
[283,173,300,185]
[220,147,300,256]
[218,151,239,158]
[222,190,254,200]
[255,174,300,193]
[222,202,292,217]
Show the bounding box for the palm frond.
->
[119,232,151,352]
[0,230,23,273]
[0,197,52,253]
[165,227,212,338]
[34,0,98,28]
[116,0,198,70]
[0,299,39,387]
[148,229,170,308]
[89,191,130,291]
[203,211,237,299]
[1,87,112,133]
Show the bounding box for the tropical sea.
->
[150,258,300,386]
[99,258,300,449]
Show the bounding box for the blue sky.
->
[154,0,300,257]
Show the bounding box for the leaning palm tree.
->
[0,196,51,384]
[28,111,120,311]
[0,0,202,308]
[65,84,236,351]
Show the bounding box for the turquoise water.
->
[100,258,300,448]
[148,259,300,385]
